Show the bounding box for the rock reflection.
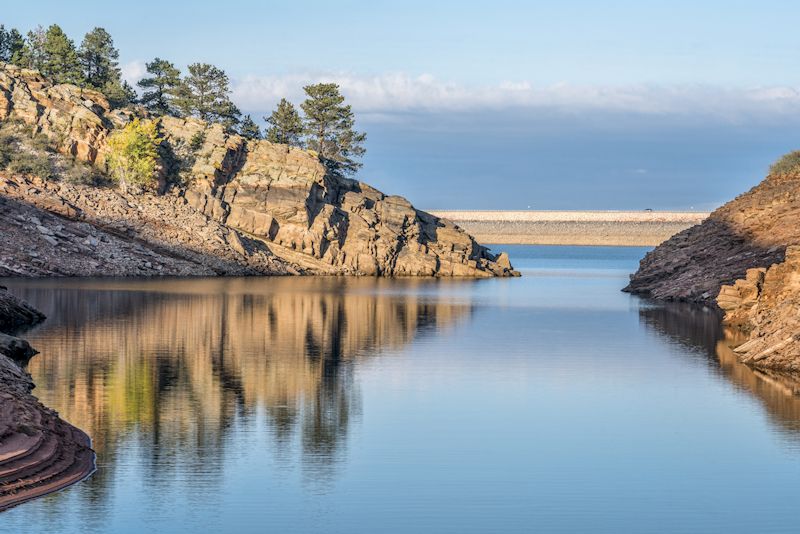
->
[13,277,471,494]
[639,301,800,440]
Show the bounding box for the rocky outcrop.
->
[624,172,799,302]
[0,290,95,511]
[625,163,800,370]
[0,64,516,278]
[717,246,800,371]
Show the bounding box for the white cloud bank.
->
[122,63,800,121]
[231,71,800,121]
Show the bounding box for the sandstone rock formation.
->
[626,165,800,370]
[0,290,95,511]
[717,246,800,371]
[624,172,800,302]
[0,64,516,278]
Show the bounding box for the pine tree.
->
[5,28,25,65]
[78,27,120,89]
[175,63,240,127]
[18,26,47,70]
[265,98,303,147]
[301,83,365,176]
[103,79,137,108]
[137,58,181,116]
[238,115,262,140]
[40,24,82,85]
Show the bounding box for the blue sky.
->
[5,1,800,209]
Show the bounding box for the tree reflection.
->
[14,277,471,499]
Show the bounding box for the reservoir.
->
[3,246,800,533]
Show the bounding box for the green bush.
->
[769,151,800,176]
[7,151,54,180]
[189,131,206,151]
[0,132,17,168]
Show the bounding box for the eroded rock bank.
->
[0,64,516,278]
[625,169,800,370]
[0,289,95,511]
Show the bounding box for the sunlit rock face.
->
[19,278,471,472]
[0,65,516,278]
[717,246,800,371]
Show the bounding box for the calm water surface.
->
[3,245,800,533]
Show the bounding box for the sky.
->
[6,0,800,209]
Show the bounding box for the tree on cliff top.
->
[40,24,82,85]
[78,27,120,89]
[137,58,182,116]
[265,98,303,147]
[301,83,365,176]
[107,119,162,193]
[0,26,25,64]
[175,63,240,129]
[238,115,262,140]
[17,26,47,71]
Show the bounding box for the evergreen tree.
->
[103,79,137,108]
[137,58,181,116]
[40,24,81,84]
[78,27,120,89]
[301,83,365,176]
[18,26,47,70]
[175,63,240,127]
[265,98,303,147]
[0,26,25,63]
[238,115,262,140]
[6,28,25,65]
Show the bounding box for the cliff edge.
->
[0,65,516,278]
[625,166,800,370]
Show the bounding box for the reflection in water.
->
[14,277,471,498]
[639,301,800,440]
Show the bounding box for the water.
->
[3,245,800,533]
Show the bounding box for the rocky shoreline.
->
[0,65,516,279]
[0,289,95,511]
[625,169,800,371]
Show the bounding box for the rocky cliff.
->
[0,289,95,511]
[0,64,516,278]
[625,166,800,370]
[624,172,800,302]
[716,247,800,372]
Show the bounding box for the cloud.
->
[121,60,147,89]
[230,71,800,121]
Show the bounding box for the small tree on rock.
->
[0,26,25,64]
[238,114,262,140]
[106,119,162,193]
[78,27,120,89]
[301,83,365,176]
[40,24,82,85]
[265,98,303,147]
[175,63,240,128]
[18,26,47,71]
[137,58,181,116]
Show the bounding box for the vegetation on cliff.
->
[1,22,366,176]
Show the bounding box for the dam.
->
[428,210,710,246]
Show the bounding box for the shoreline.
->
[430,210,709,246]
[0,290,96,512]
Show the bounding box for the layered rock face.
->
[625,167,800,370]
[624,172,800,302]
[0,289,95,511]
[717,247,800,371]
[0,65,515,278]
